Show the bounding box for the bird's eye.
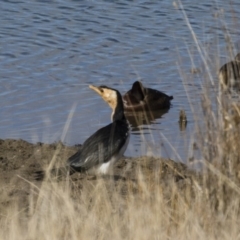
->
[100,89,104,93]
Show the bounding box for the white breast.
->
[97,131,130,175]
[98,158,115,174]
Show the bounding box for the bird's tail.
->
[33,166,76,181]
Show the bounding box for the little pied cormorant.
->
[34,84,130,180]
[123,81,173,111]
[67,85,130,175]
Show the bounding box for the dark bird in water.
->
[219,53,240,91]
[123,81,173,111]
[35,85,130,180]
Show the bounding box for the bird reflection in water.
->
[125,108,169,131]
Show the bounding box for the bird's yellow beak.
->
[89,85,103,96]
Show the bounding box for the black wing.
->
[67,120,129,171]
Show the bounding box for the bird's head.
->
[131,81,145,101]
[89,85,119,111]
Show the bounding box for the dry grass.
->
[0,158,240,240]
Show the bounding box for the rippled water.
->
[1,0,240,164]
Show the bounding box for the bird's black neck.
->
[112,92,126,122]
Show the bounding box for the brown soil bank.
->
[0,139,196,210]
[0,138,240,239]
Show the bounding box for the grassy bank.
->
[0,118,240,240]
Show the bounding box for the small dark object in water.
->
[190,68,201,74]
[179,109,187,131]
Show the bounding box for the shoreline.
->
[0,138,198,214]
[1,138,239,239]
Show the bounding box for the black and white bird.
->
[219,53,240,91]
[35,85,130,180]
[67,85,130,175]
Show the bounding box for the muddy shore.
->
[0,138,200,217]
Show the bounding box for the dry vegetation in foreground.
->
[1,86,240,240]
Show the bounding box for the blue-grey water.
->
[1,0,240,165]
